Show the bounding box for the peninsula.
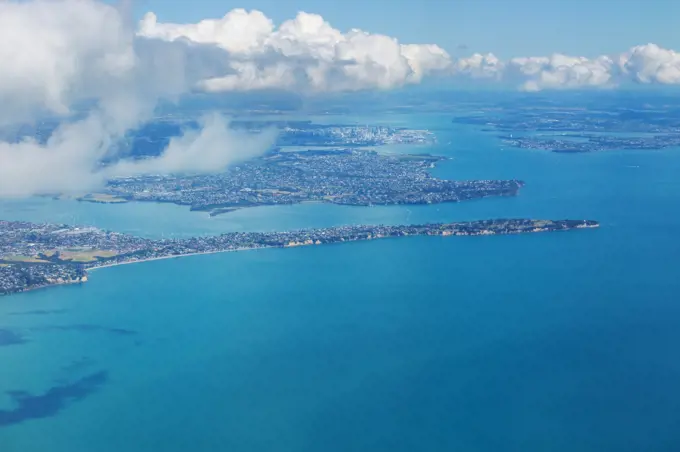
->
[100,149,523,216]
[0,218,599,295]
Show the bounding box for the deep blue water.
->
[1,115,680,451]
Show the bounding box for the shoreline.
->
[89,222,599,272]
[4,277,87,297]
[87,246,275,271]
[1,247,274,296]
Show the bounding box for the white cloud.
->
[501,44,680,91]
[138,10,454,92]
[508,54,615,91]
[139,9,274,55]
[0,0,273,198]
[619,43,680,85]
[108,114,276,177]
[138,8,680,92]
[0,0,134,125]
[454,53,504,79]
[0,116,110,197]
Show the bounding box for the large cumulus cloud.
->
[619,44,680,85]
[138,9,454,92]
[507,55,616,91]
[138,9,680,93]
[0,0,134,126]
[501,45,680,91]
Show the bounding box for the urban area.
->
[99,149,523,215]
[0,218,598,295]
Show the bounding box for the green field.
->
[58,250,119,262]
[2,255,51,263]
[77,193,128,203]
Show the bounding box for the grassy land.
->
[58,250,119,262]
[395,154,441,161]
[2,249,119,264]
[77,193,128,203]
[252,188,296,195]
[2,255,51,263]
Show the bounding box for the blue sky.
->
[134,0,679,57]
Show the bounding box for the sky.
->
[132,0,680,58]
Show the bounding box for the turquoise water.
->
[2,117,680,451]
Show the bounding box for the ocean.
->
[1,115,680,451]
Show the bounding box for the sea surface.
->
[1,114,680,451]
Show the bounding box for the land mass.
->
[0,218,599,296]
[103,149,524,216]
[452,105,680,153]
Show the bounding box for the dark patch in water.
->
[33,324,137,336]
[8,309,69,316]
[0,371,108,427]
[0,329,26,346]
[60,357,96,376]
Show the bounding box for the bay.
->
[1,115,679,451]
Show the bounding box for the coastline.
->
[4,277,87,297]
[89,222,598,272]
[1,248,269,296]
[38,147,499,218]
[87,246,275,272]
[1,220,599,297]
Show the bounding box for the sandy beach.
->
[86,246,277,272]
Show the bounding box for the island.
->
[0,218,599,295]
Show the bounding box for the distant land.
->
[453,104,680,153]
[0,218,599,296]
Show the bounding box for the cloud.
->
[450,44,680,91]
[454,53,504,79]
[619,43,680,85]
[138,8,680,93]
[0,0,273,197]
[464,43,680,91]
[108,114,277,176]
[0,0,134,125]
[508,54,616,91]
[138,9,274,55]
[0,115,111,197]
[138,9,454,92]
